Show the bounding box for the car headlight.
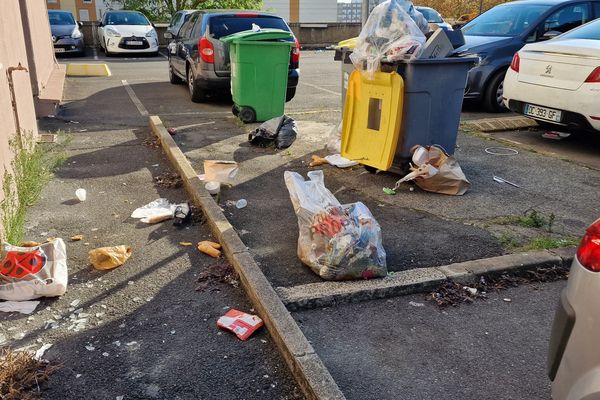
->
[105,27,121,37]
[71,29,82,39]
[145,29,156,38]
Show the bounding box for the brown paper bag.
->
[203,160,239,184]
[89,246,132,270]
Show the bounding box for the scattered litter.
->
[408,301,424,307]
[91,228,99,232]
[203,160,239,185]
[493,175,520,188]
[285,170,387,280]
[503,298,512,302]
[179,242,193,246]
[113,341,121,347]
[326,121,342,154]
[34,344,53,361]
[542,131,570,140]
[75,188,87,202]
[217,309,264,341]
[196,263,239,292]
[170,330,176,335]
[197,174,205,181]
[394,145,470,195]
[248,115,298,149]
[167,127,177,135]
[383,187,396,195]
[0,300,40,314]
[154,171,182,189]
[309,155,328,167]
[68,120,80,124]
[117,396,124,400]
[324,154,358,168]
[463,286,477,295]
[131,198,188,224]
[19,241,41,247]
[484,147,519,156]
[173,202,191,226]
[143,137,160,148]
[102,352,109,357]
[0,239,68,301]
[0,348,59,396]
[85,345,95,351]
[70,234,84,241]
[89,246,132,270]
[205,181,220,195]
[197,241,221,258]
[76,374,82,378]
[235,199,247,209]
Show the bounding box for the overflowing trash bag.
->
[248,115,298,149]
[284,170,387,280]
[350,0,429,78]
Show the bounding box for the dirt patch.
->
[0,348,60,400]
[153,171,183,189]
[430,265,569,307]
[142,137,160,149]
[196,262,239,292]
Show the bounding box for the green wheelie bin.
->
[221,29,294,123]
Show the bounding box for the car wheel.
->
[285,87,296,102]
[484,70,509,113]
[187,67,207,103]
[169,65,182,84]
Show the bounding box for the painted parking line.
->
[122,79,149,116]
[300,82,341,96]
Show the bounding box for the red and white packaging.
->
[217,309,264,341]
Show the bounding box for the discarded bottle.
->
[236,199,247,209]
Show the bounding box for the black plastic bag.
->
[248,115,298,149]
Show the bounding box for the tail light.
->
[510,52,520,72]
[577,219,600,272]
[199,38,214,64]
[584,66,600,83]
[292,37,300,63]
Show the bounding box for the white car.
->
[503,19,600,133]
[548,217,600,399]
[98,10,159,56]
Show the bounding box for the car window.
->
[191,15,204,38]
[540,3,590,35]
[559,19,600,39]
[595,2,600,17]
[49,12,75,25]
[170,12,182,28]
[417,8,443,23]
[209,15,289,39]
[106,12,149,26]
[179,13,198,39]
[463,4,551,36]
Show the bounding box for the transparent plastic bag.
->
[350,0,428,78]
[284,170,387,280]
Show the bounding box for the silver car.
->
[548,218,600,399]
[48,10,84,56]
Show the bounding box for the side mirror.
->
[77,21,83,27]
[164,31,173,39]
[541,30,561,41]
[151,22,156,28]
[98,22,103,27]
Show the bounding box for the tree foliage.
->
[415,0,511,19]
[108,0,263,21]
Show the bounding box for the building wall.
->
[299,0,338,23]
[46,0,97,21]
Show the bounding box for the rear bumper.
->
[548,288,575,381]
[507,99,599,132]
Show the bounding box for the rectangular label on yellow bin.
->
[341,70,404,171]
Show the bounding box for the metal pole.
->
[361,0,369,26]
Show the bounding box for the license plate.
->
[127,41,143,46]
[524,104,562,122]
[54,48,65,53]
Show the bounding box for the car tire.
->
[484,69,509,113]
[169,65,182,84]
[187,67,208,103]
[285,87,296,102]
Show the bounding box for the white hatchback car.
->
[98,10,159,56]
[503,19,600,132]
[548,218,600,400]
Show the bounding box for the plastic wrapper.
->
[284,170,387,280]
[350,0,429,78]
[248,115,298,149]
[217,309,264,340]
[326,120,342,154]
[89,245,132,270]
[0,239,68,301]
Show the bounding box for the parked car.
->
[456,0,600,112]
[504,19,600,132]
[48,10,84,56]
[548,217,600,399]
[165,10,195,39]
[415,6,453,30]
[165,10,300,103]
[98,10,159,56]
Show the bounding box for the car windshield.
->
[463,4,551,36]
[106,12,149,25]
[417,8,443,23]
[209,16,289,39]
[559,20,600,40]
[49,12,75,25]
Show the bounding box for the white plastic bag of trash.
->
[394,145,471,195]
[0,239,68,301]
[284,170,387,280]
[131,198,189,224]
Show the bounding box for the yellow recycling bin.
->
[341,69,404,171]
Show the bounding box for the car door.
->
[172,13,198,76]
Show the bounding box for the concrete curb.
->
[149,116,345,400]
[277,249,574,311]
[463,116,537,132]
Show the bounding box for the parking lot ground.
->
[294,279,564,400]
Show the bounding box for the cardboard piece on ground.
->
[203,160,239,185]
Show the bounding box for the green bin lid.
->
[221,28,293,44]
